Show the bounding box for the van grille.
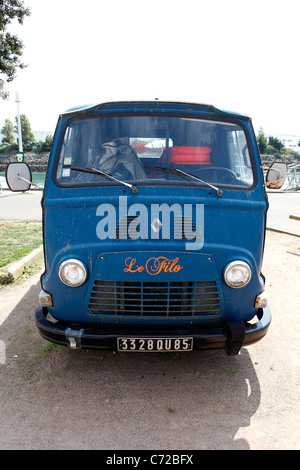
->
[88,280,221,316]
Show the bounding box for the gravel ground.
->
[0,230,299,450]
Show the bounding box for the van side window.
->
[227,129,254,186]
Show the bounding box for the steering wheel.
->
[191,166,238,184]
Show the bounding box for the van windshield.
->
[55,115,254,188]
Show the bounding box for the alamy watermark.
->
[96,196,204,251]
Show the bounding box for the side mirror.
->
[6,162,32,192]
[265,162,287,189]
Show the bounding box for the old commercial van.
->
[6,101,286,355]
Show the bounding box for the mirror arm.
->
[18,175,43,189]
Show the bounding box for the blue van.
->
[6,101,286,355]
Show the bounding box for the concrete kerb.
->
[0,245,43,284]
[266,227,300,237]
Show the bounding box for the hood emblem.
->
[151,217,163,233]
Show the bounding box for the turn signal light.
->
[255,291,268,308]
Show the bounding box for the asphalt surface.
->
[266,191,300,236]
[0,190,42,221]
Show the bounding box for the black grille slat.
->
[88,280,221,316]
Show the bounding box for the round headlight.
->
[224,261,251,288]
[59,259,87,287]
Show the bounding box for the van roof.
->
[61,101,251,121]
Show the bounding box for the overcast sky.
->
[1,0,299,136]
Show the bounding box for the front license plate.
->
[117,337,193,352]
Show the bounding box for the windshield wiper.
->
[144,165,223,196]
[71,167,138,194]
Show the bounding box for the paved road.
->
[0,189,299,236]
[0,190,43,220]
[266,192,300,236]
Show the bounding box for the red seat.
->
[160,146,211,165]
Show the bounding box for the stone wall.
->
[260,155,299,168]
[1,153,299,173]
[0,154,49,172]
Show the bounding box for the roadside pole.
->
[15,92,24,162]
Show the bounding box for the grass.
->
[0,219,42,268]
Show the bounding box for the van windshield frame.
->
[53,113,257,191]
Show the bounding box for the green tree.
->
[15,113,35,145]
[0,0,31,99]
[268,136,284,152]
[39,134,53,152]
[1,118,15,143]
[257,127,268,154]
